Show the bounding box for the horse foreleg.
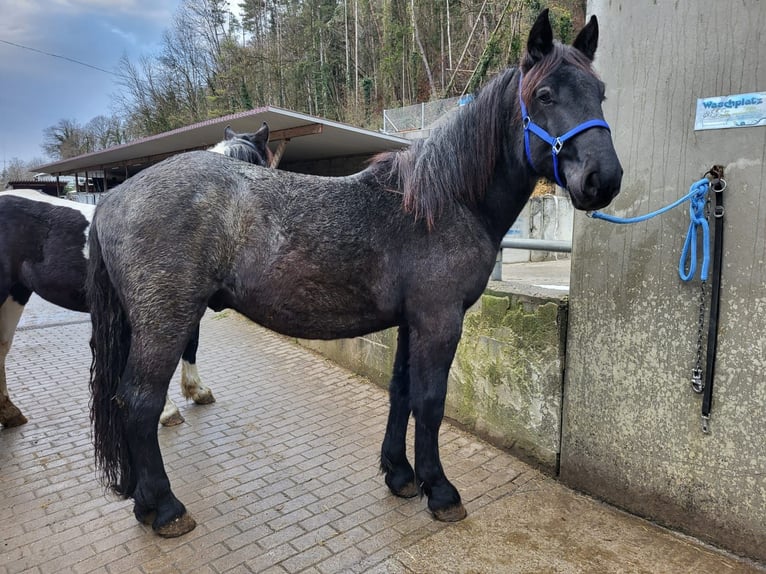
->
[0,295,28,428]
[409,313,467,522]
[159,324,215,427]
[160,395,184,427]
[381,324,418,498]
[180,324,215,405]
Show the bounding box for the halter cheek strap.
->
[519,73,611,188]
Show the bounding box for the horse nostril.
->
[585,171,600,194]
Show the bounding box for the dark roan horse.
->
[87,10,622,537]
[0,123,270,429]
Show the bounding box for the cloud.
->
[0,1,46,43]
[0,0,175,43]
[0,0,180,162]
[51,0,175,21]
[107,24,138,44]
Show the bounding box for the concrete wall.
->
[298,284,568,474]
[528,194,573,263]
[503,196,574,264]
[562,0,766,561]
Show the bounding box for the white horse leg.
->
[180,360,215,405]
[160,394,185,427]
[0,297,28,427]
[159,357,215,428]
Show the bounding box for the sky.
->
[0,0,237,168]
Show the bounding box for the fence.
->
[66,192,103,205]
[382,97,462,134]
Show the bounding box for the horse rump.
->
[87,219,134,496]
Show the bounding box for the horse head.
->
[214,122,272,166]
[519,9,622,210]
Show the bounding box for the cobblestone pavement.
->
[1,296,763,573]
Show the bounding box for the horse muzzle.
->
[567,160,623,211]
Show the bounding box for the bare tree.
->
[1,157,41,188]
[41,119,89,160]
[411,0,435,99]
[85,115,125,150]
[106,0,583,139]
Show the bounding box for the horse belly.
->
[252,310,395,340]
[236,283,398,340]
[22,247,89,312]
[32,281,88,313]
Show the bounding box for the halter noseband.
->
[519,73,611,188]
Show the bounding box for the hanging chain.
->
[690,193,712,393]
[691,280,706,393]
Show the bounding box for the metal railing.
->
[491,238,572,281]
[500,238,572,252]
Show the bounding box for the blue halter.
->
[519,73,611,188]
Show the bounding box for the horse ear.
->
[526,9,554,66]
[254,122,269,143]
[573,15,599,61]
[224,126,236,140]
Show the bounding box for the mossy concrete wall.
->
[561,0,766,562]
[297,285,567,473]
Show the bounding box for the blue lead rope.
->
[588,178,711,281]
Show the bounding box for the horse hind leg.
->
[119,336,196,537]
[0,290,30,428]
[380,324,418,498]
[179,323,215,405]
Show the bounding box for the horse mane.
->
[371,67,516,229]
[371,42,598,229]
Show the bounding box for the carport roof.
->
[33,105,410,175]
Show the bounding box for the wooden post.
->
[270,140,288,168]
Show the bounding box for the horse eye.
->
[536,88,553,104]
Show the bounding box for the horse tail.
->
[87,219,134,496]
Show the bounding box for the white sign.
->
[694,91,766,131]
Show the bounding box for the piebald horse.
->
[0,123,270,428]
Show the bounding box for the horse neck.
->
[464,73,538,244]
[480,152,538,245]
[374,67,538,238]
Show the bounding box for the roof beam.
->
[267,123,322,168]
[269,123,322,141]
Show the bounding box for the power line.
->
[0,38,126,78]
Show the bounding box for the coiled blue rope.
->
[588,178,711,282]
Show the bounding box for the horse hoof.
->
[0,402,28,428]
[432,503,467,522]
[1,413,28,428]
[155,513,196,538]
[160,411,185,427]
[138,511,156,525]
[393,481,419,499]
[192,391,215,405]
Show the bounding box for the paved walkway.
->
[1,295,763,573]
